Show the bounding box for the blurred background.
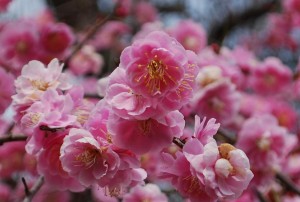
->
[2,0,295,67]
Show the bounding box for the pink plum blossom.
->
[236,114,297,186]
[169,19,207,53]
[0,21,39,73]
[20,89,77,135]
[36,131,84,192]
[192,79,240,125]
[60,128,120,187]
[39,22,74,55]
[160,151,214,202]
[91,21,131,51]
[120,31,188,98]
[133,2,158,24]
[13,58,71,106]
[69,45,104,75]
[250,57,293,95]
[161,116,253,201]
[123,183,168,202]
[106,67,157,120]
[107,110,185,154]
[159,50,200,113]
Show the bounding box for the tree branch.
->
[255,188,269,202]
[172,137,185,149]
[215,128,236,144]
[276,172,300,196]
[23,176,44,202]
[208,0,280,44]
[0,134,28,146]
[63,14,113,70]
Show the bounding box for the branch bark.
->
[23,176,44,202]
[276,172,300,196]
[0,134,28,146]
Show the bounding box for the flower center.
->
[75,149,99,168]
[144,58,167,94]
[257,137,270,151]
[139,119,152,134]
[31,79,50,91]
[183,175,202,194]
[218,143,236,159]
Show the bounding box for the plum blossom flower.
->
[191,79,240,125]
[69,45,104,75]
[236,114,297,186]
[39,22,74,55]
[91,21,131,51]
[60,126,146,192]
[20,89,77,135]
[161,116,253,201]
[169,19,207,54]
[107,32,199,119]
[250,57,293,95]
[105,67,158,120]
[133,2,158,24]
[60,128,120,187]
[120,31,188,98]
[0,21,39,73]
[123,183,168,202]
[37,131,85,192]
[13,58,71,105]
[160,151,213,202]
[108,110,185,154]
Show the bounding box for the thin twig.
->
[172,137,185,149]
[0,134,28,146]
[255,188,269,202]
[39,125,65,132]
[84,93,103,99]
[64,14,113,69]
[276,172,300,196]
[22,177,30,196]
[23,176,44,202]
[216,128,236,144]
[208,0,280,44]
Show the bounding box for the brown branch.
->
[215,128,236,144]
[276,172,300,196]
[22,177,30,196]
[0,134,28,146]
[255,188,269,202]
[172,137,185,149]
[39,125,65,132]
[63,14,113,70]
[23,176,44,202]
[208,0,280,44]
[84,93,103,99]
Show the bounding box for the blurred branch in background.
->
[207,0,280,44]
[46,0,100,30]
